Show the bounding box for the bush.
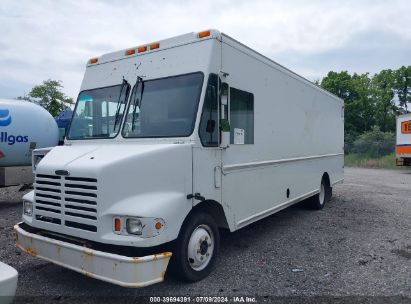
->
[351,126,395,158]
[344,131,358,154]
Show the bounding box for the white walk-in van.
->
[396,113,411,166]
[15,30,344,287]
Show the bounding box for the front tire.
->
[171,212,220,282]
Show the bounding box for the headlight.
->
[23,201,33,217]
[113,216,166,238]
[126,218,143,235]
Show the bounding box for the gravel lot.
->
[0,167,410,302]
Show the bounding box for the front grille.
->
[34,174,98,233]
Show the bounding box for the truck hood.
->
[37,143,188,174]
[35,142,193,221]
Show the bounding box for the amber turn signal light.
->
[114,218,121,233]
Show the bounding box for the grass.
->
[345,152,398,169]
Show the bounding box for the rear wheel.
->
[308,177,331,210]
[171,212,220,282]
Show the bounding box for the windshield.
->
[68,82,130,140]
[122,72,204,138]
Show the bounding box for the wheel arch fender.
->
[178,199,232,238]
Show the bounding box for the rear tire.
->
[171,212,220,282]
[308,177,331,210]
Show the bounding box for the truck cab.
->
[16,30,231,286]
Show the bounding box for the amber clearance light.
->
[138,46,147,53]
[150,43,160,50]
[125,49,136,56]
[198,30,211,38]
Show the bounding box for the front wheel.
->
[171,212,220,282]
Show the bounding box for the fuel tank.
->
[0,99,58,166]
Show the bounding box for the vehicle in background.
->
[55,109,73,144]
[15,30,344,287]
[0,99,59,167]
[0,99,59,187]
[0,262,18,304]
[396,113,411,166]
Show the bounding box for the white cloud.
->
[0,0,409,99]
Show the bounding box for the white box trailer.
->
[396,113,411,166]
[15,30,344,287]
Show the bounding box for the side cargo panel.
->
[220,35,344,228]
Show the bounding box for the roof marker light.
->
[138,46,147,53]
[150,43,160,50]
[125,49,136,56]
[198,30,211,38]
[89,58,98,64]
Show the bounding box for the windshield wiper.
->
[113,78,129,131]
[131,76,144,131]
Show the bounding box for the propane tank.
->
[0,99,58,167]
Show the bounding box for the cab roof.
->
[87,30,221,66]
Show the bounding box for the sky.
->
[0,0,410,100]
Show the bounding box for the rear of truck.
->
[396,114,411,166]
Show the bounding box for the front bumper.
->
[14,223,172,288]
[396,156,411,166]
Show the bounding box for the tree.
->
[393,66,411,113]
[320,71,354,101]
[16,95,31,101]
[371,69,397,132]
[320,71,375,152]
[17,79,74,117]
[351,73,375,133]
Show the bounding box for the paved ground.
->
[0,167,410,302]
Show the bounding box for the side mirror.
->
[221,94,228,106]
[206,119,215,133]
[220,83,230,149]
[220,118,230,148]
